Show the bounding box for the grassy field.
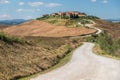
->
[36,16,97,28]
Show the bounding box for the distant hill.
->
[0,24,10,29]
[104,18,120,22]
[0,19,29,25]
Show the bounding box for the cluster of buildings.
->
[43,11,87,18]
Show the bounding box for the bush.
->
[49,20,57,24]
[36,16,51,20]
[0,32,25,44]
[88,32,120,54]
[87,16,100,19]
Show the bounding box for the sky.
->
[0,0,120,20]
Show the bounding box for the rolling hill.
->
[0,12,120,80]
[3,20,96,37]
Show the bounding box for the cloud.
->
[28,2,62,8]
[26,16,32,19]
[90,0,108,3]
[46,3,62,7]
[28,2,44,7]
[0,14,11,19]
[90,0,96,2]
[0,0,9,4]
[17,9,37,12]
[19,2,24,5]
[17,9,23,12]
[103,0,108,3]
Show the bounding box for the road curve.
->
[85,21,102,35]
[31,42,120,80]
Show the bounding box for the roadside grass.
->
[93,43,120,60]
[18,43,82,80]
[18,50,73,80]
[86,31,120,60]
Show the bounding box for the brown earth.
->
[3,20,96,37]
[94,19,120,40]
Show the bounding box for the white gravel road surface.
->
[31,42,120,80]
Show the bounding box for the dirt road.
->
[31,43,120,80]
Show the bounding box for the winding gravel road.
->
[31,42,120,80]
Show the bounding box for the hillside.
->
[0,32,83,80]
[86,19,120,58]
[1,12,120,80]
[0,13,98,80]
[3,20,96,37]
[94,19,120,39]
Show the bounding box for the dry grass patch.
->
[0,35,83,80]
[18,45,76,80]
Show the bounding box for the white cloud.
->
[91,0,96,2]
[17,9,35,12]
[19,2,24,5]
[46,3,62,7]
[90,0,108,3]
[28,2,62,8]
[103,0,108,3]
[0,14,11,19]
[0,0,9,4]
[26,16,32,19]
[28,2,44,7]
[17,9,23,12]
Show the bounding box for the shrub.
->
[0,32,25,44]
[88,32,120,54]
[87,16,100,19]
[49,20,57,24]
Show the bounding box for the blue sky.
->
[0,0,119,20]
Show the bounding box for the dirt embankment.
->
[3,20,96,37]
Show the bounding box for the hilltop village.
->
[42,11,87,18]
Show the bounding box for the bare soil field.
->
[3,20,96,37]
